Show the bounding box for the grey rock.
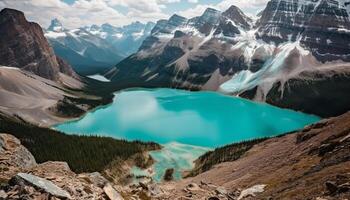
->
[14,173,72,199]
[149,184,163,196]
[0,190,7,199]
[237,184,266,200]
[215,186,227,195]
[86,172,108,188]
[186,183,202,191]
[138,181,148,190]
[0,136,4,152]
[103,183,124,200]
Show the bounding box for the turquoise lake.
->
[55,88,320,181]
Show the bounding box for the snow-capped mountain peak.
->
[44,19,155,74]
[197,7,221,26]
[107,1,350,117]
[47,18,64,32]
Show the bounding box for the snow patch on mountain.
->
[44,19,155,74]
[45,31,66,39]
[220,36,350,100]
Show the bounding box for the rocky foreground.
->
[0,133,125,199]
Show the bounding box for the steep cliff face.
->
[0,8,76,81]
[257,0,350,62]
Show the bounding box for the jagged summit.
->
[197,7,222,25]
[90,24,100,31]
[101,23,120,33]
[222,5,253,29]
[168,14,188,27]
[101,22,113,27]
[47,18,64,32]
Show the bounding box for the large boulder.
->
[9,173,72,199]
[103,184,124,200]
[0,133,37,181]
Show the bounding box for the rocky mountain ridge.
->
[107,0,350,117]
[256,0,350,61]
[45,19,124,75]
[86,21,155,56]
[45,19,155,75]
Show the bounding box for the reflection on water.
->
[56,88,320,147]
[55,88,320,181]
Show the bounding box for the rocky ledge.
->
[0,133,124,200]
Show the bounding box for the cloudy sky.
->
[0,0,268,28]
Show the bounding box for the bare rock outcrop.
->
[0,134,37,181]
[0,133,124,200]
[8,173,72,199]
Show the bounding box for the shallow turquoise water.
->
[56,88,320,147]
[55,88,320,181]
[130,142,211,182]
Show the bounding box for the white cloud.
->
[178,4,211,18]
[0,0,269,29]
[0,0,168,28]
[187,0,198,3]
[157,0,181,3]
[217,0,268,14]
[178,0,268,19]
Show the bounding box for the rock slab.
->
[13,173,72,199]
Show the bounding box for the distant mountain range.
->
[0,8,111,125]
[45,19,155,75]
[106,0,350,117]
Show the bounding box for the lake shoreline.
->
[55,88,321,182]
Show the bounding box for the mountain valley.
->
[0,0,349,199]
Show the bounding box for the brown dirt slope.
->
[161,112,350,200]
